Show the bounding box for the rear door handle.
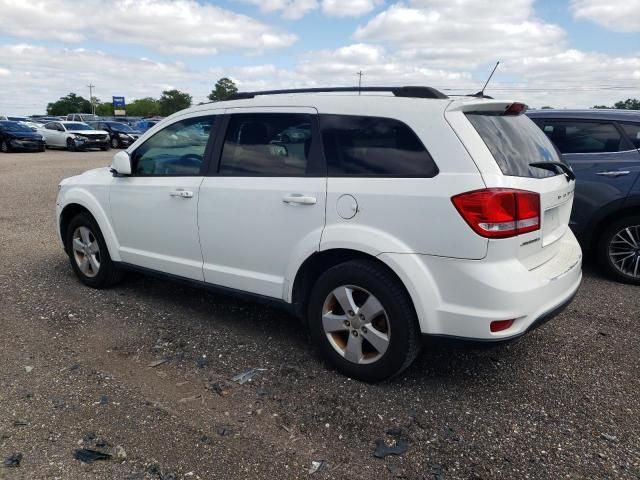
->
[596,171,631,177]
[169,190,194,198]
[282,194,317,205]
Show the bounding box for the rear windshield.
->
[466,113,564,178]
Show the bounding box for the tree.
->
[95,101,114,117]
[592,98,640,110]
[208,77,238,102]
[126,97,161,117]
[613,98,640,110]
[158,89,192,116]
[46,93,92,116]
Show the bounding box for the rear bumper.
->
[380,229,583,340]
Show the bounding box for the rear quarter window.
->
[320,114,438,177]
[466,113,561,178]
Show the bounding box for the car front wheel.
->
[65,212,124,288]
[598,215,640,285]
[0,140,10,153]
[111,137,121,149]
[66,138,76,152]
[307,260,421,382]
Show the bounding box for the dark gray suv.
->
[528,109,640,284]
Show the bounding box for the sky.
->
[0,0,638,115]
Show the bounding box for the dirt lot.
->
[0,149,638,479]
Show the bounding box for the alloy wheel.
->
[608,225,640,279]
[72,226,101,278]
[322,285,390,365]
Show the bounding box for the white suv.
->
[56,87,582,381]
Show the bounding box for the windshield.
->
[466,113,566,178]
[106,122,134,132]
[65,123,91,131]
[0,121,34,133]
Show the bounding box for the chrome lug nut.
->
[344,320,351,327]
[361,326,368,334]
[352,330,358,336]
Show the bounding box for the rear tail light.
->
[452,188,540,239]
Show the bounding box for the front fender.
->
[58,187,121,262]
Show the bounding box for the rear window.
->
[466,114,562,178]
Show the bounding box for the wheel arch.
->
[590,204,640,251]
[59,194,121,261]
[290,248,420,327]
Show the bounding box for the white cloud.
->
[0,0,296,55]
[570,0,640,32]
[239,0,319,19]
[240,0,382,18]
[354,0,565,68]
[322,0,384,17]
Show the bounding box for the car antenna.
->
[472,61,499,98]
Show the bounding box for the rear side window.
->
[540,121,623,154]
[466,114,561,178]
[320,115,438,177]
[621,123,640,149]
[219,113,312,176]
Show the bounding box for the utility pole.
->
[357,71,363,95]
[87,83,95,115]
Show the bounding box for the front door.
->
[198,108,326,299]
[109,114,218,280]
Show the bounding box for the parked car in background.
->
[19,121,44,130]
[528,109,640,284]
[0,120,45,152]
[38,121,109,151]
[56,86,581,381]
[0,115,7,121]
[87,121,141,149]
[66,113,100,122]
[109,116,142,127]
[134,119,159,133]
[7,116,29,122]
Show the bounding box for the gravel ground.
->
[0,149,638,480]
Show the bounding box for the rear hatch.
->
[445,100,576,269]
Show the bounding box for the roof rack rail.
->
[227,86,449,101]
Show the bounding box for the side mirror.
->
[111,150,132,175]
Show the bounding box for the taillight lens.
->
[452,188,540,239]
[503,102,527,115]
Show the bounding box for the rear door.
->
[446,102,577,269]
[533,119,640,235]
[198,108,326,299]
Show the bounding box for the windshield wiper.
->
[529,161,576,181]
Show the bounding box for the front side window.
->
[131,115,216,176]
[621,123,640,149]
[320,114,438,177]
[541,121,623,154]
[219,113,312,176]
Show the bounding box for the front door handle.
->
[169,190,194,198]
[596,170,631,177]
[282,194,317,205]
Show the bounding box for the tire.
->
[111,137,121,149]
[596,215,640,285]
[0,140,10,153]
[307,259,421,382]
[100,145,110,151]
[65,212,125,288]
[66,138,76,152]
[39,144,45,152]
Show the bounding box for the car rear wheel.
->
[0,140,10,153]
[597,215,640,285]
[65,212,125,288]
[307,259,421,382]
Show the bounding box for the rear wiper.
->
[529,161,576,181]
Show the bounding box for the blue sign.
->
[112,96,126,108]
